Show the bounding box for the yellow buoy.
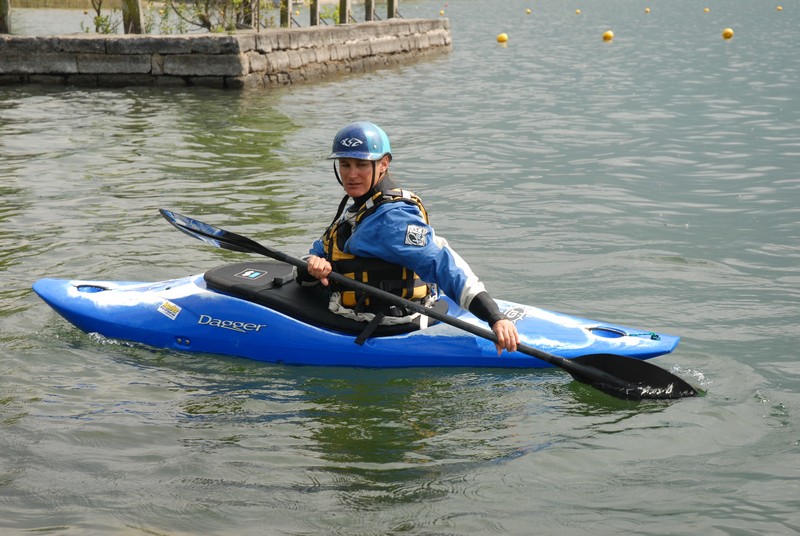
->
[575,9,581,15]
[704,7,710,13]
[603,30,614,42]
[526,8,532,15]
[497,33,509,43]
[439,10,445,16]
[645,7,650,14]
[722,27,734,39]
[776,5,783,11]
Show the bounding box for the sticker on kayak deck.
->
[235,269,267,280]
[503,305,527,324]
[404,224,428,247]
[157,300,182,320]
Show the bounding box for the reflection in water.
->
[0,182,30,318]
[123,349,563,512]
[0,184,25,268]
[0,86,306,281]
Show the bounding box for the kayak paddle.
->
[160,208,698,401]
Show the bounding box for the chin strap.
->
[333,161,342,186]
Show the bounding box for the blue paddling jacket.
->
[300,178,505,326]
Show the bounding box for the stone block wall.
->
[0,19,451,89]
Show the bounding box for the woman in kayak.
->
[298,121,519,355]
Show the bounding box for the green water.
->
[2,0,799,534]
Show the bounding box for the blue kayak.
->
[33,261,679,368]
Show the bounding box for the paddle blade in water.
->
[571,354,698,400]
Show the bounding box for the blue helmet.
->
[328,122,392,161]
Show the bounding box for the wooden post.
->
[241,0,253,30]
[309,0,320,26]
[364,0,374,21]
[387,0,398,19]
[1,0,11,34]
[121,0,143,33]
[280,0,293,28]
[338,0,350,24]
[253,0,260,31]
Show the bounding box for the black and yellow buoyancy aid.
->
[322,181,432,312]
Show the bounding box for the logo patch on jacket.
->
[404,224,428,246]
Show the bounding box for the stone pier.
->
[0,18,451,89]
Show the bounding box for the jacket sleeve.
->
[308,238,325,258]
[467,291,506,327]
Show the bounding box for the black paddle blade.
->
[570,353,698,400]
[160,209,258,255]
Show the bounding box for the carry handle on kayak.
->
[159,209,698,401]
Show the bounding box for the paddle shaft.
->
[166,215,616,373]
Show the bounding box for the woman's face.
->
[338,156,389,198]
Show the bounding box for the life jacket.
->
[321,180,432,312]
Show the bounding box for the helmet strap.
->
[333,161,343,186]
